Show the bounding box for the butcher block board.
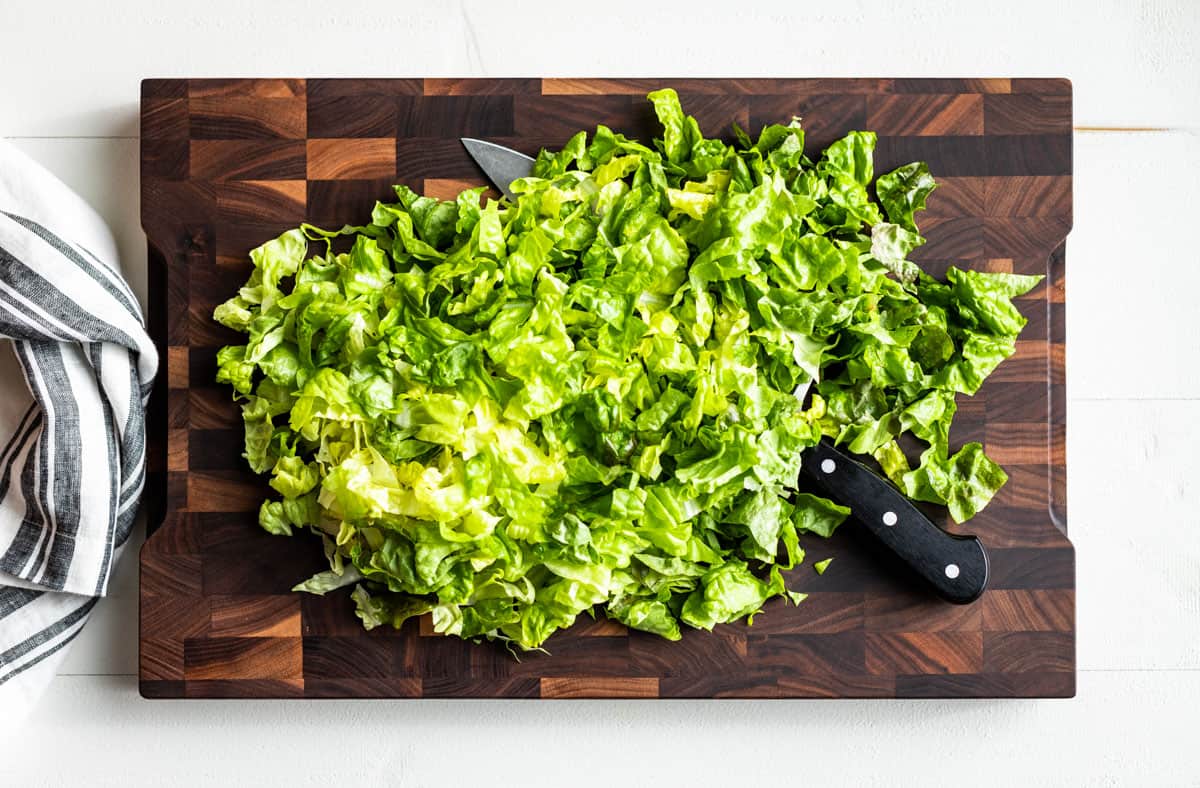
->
[140,78,1073,699]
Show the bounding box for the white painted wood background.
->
[2,1,1198,785]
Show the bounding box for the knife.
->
[461,137,989,604]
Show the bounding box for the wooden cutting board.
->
[139,78,1073,699]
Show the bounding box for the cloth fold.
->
[0,139,157,715]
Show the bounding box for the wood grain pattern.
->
[922,176,985,217]
[183,636,303,680]
[190,140,306,181]
[305,138,395,180]
[541,677,659,698]
[190,96,307,139]
[982,589,1075,631]
[865,632,984,675]
[866,94,984,136]
[140,77,1073,699]
[215,180,307,223]
[983,631,1074,673]
[210,595,302,638]
[308,93,398,138]
[985,94,1073,135]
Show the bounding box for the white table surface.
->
[2,1,1198,785]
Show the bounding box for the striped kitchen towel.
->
[0,139,157,717]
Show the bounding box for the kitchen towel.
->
[0,139,157,718]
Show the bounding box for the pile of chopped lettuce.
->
[213,89,1039,650]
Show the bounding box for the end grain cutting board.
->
[140,78,1074,699]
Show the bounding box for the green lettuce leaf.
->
[292,566,364,595]
[876,161,937,232]
[900,443,1010,523]
[870,222,923,285]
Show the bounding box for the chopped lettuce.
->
[214,89,1039,652]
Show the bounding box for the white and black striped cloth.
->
[0,140,157,715]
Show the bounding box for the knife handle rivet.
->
[820,459,836,473]
[882,511,898,526]
[945,563,960,579]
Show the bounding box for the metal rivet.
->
[820,458,836,473]
[945,564,960,579]
[882,511,898,526]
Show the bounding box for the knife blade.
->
[462,138,535,201]
[459,137,988,604]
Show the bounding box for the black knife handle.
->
[803,441,988,604]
